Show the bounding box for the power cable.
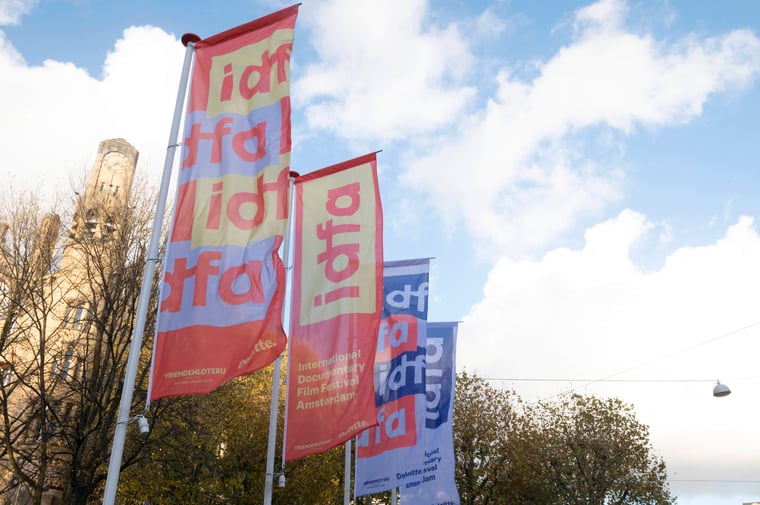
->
[671,479,760,483]
[483,320,760,396]
[580,320,760,388]
[487,378,716,383]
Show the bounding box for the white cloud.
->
[573,0,628,34]
[293,0,477,143]
[474,8,508,40]
[458,211,760,488]
[0,0,36,25]
[658,221,673,243]
[401,0,760,256]
[460,211,760,379]
[0,25,184,198]
[97,26,186,169]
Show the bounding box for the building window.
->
[7,320,21,342]
[85,210,98,234]
[72,307,85,329]
[1,368,12,386]
[65,305,88,330]
[0,282,8,316]
[61,348,74,380]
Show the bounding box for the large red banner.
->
[150,5,299,400]
[285,153,383,460]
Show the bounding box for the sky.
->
[2,0,760,503]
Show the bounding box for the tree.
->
[454,371,553,505]
[53,178,158,505]
[119,372,276,504]
[0,173,160,505]
[0,191,69,505]
[274,441,345,505]
[534,393,674,505]
[453,372,675,505]
[119,365,349,505]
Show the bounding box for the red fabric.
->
[285,154,384,460]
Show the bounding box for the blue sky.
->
[2,1,760,504]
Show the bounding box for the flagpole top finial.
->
[181,33,201,47]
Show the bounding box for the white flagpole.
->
[277,299,292,496]
[264,175,297,505]
[102,33,199,505]
[263,356,283,504]
[344,440,352,505]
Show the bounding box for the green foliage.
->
[454,371,554,505]
[273,445,346,505]
[119,366,349,505]
[120,371,674,505]
[454,372,675,505]
[535,394,675,505]
[120,371,275,504]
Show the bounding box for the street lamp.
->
[713,380,731,397]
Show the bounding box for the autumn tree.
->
[52,176,159,505]
[119,364,348,505]
[533,393,675,505]
[120,372,673,505]
[274,440,345,505]
[0,165,161,505]
[454,371,553,505]
[453,372,675,505]
[119,371,276,504]
[0,191,70,505]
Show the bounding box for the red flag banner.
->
[150,5,299,400]
[285,153,383,460]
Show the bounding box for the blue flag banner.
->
[354,258,430,496]
[407,321,461,505]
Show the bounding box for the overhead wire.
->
[576,319,760,389]
[483,320,760,394]
[479,321,760,489]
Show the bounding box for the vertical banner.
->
[285,153,383,460]
[354,259,430,496]
[408,322,460,505]
[151,5,299,400]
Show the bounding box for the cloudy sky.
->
[2,0,760,503]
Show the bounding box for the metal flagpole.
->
[264,174,297,505]
[102,32,199,505]
[278,340,292,491]
[343,440,352,505]
[263,356,283,504]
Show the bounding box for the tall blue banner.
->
[407,321,460,505]
[354,258,430,496]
